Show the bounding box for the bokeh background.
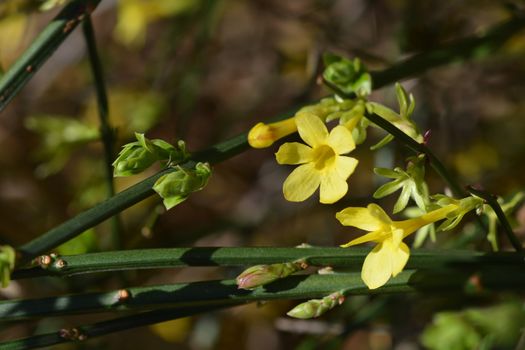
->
[1,0,525,349]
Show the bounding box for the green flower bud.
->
[287,292,345,319]
[113,141,157,177]
[236,260,307,290]
[152,162,212,210]
[0,245,16,288]
[322,54,371,96]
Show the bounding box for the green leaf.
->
[373,167,400,178]
[366,102,399,121]
[373,179,404,199]
[395,82,408,118]
[370,134,394,150]
[393,185,412,213]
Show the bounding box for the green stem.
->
[16,14,522,264]
[0,0,101,112]
[467,187,523,252]
[82,14,123,250]
[3,266,525,320]
[0,304,231,350]
[17,134,248,264]
[370,14,525,88]
[12,247,525,279]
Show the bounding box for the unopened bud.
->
[247,118,297,148]
[153,162,212,210]
[113,142,157,176]
[236,260,307,290]
[287,292,345,319]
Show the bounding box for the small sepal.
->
[433,195,485,231]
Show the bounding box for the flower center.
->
[312,145,336,170]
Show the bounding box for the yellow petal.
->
[335,156,359,180]
[340,230,384,247]
[391,227,404,247]
[296,113,328,147]
[420,204,458,222]
[391,241,410,277]
[283,163,321,202]
[367,203,392,225]
[319,169,348,204]
[336,207,384,231]
[361,240,410,289]
[395,204,458,238]
[361,242,392,289]
[275,142,313,165]
[327,125,355,154]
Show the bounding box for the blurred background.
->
[1,0,525,349]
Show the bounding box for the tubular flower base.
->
[276,113,359,204]
[336,203,457,289]
[247,117,297,148]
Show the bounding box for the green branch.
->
[370,14,525,88]
[467,187,523,252]
[16,15,524,264]
[12,247,525,279]
[0,0,101,112]
[17,133,248,264]
[82,14,123,250]
[4,266,525,320]
[0,304,231,350]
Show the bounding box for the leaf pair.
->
[373,155,428,214]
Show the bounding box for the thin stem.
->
[15,15,524,265]
[17,133,248,264]
[12,247,525,279]
[370,14,525,88]
[0,0,101,112]
[467,187,523,252]
[82,14,123,250]
[0,304,231,350]
[3,266,525,320]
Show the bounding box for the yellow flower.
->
[248,118,297,148]
[336,203,457,289]
[275,113,358,204]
